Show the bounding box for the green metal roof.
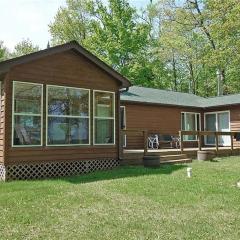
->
[206,94,240,108]
[120,86,240,108]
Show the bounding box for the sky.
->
[0,0,148,51]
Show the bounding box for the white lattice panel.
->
[0,164,6,181]
[4,159,119,181]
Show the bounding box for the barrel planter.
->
[197,151,215,161]
[143,155,161,168]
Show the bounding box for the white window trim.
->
[12,81,43,147]
[120,106,127,147]
[204,110,230,146]
[93,90,115,145]
[46,84,91,146]
[181,112,201,142]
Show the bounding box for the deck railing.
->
[120,129,238,157]
[179,130,236,153]
[120,129,149,157]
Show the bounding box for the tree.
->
[11,39,39,58]
[0,41,10,62]
[49,0,93,46]
[49,0,158,85]
[151,0,240,96]
[88,0,152,82]
[49,0,240,96]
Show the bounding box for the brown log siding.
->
[123,103,240,149]
[121,102,203,149]
[4,50,120,165]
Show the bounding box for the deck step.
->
[151,150,181,155]
[160,154,188,161]
[160,158,192,164]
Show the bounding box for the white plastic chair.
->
[148,134,159,149]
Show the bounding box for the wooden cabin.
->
[0,41,240,180]
[120,86,240,150]
[0,41,131,180]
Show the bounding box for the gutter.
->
[119,87,129,93]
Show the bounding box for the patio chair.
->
[170,135,180,149]
[158,134,180,149]
[148,134,159,149]
[14,125,31,145]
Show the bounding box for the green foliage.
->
[2,0,240,97]
[0,41,10,62]
[49,0,169,86]
[50,0,240,96]
[49,0,93,45]
[11,39,39,58]
[88,0,150,82]
[151,0,240,96]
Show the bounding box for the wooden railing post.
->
[143,130,148,155]
[179,131,183,153]
[119,130,124,160]
[231,132,234,153]
[198,131,201,151]
[215,132,219,154]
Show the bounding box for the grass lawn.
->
[1,157,240,240]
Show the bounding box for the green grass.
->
[1,157,240,240]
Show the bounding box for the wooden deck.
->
[120,129,240,165]
[121,147,240,166]
[124,146,240,154]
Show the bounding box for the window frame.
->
[181,112,201,141]
[46,84,91,147]
[12,81,43,147]
[204,110,230,146]
[93,90,116,145]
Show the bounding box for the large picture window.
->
[181,112,200,141]
[47,85,90,145]
[12,81,43,146]
[94,91,115,145]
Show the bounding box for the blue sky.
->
[0,0,148,51]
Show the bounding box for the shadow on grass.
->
[211,159,220,162]
[63,164,187,184]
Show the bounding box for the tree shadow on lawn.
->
[63,164,187,184]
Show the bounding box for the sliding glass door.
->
[205,113,217,145]
[205,111,230,146]
[218,112,230,146]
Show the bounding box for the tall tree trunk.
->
[189,0,225,95]
[188,61,195,94]
[172,54,177,91]
[217,68,224,96]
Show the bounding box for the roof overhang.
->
[120,99,204,109]
[0,41,131,88]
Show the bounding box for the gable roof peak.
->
[0,41,131,88]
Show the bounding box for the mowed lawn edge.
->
[1,156,240,240]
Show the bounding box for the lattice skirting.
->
[2,159,119,181]
[0,164,6,181]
